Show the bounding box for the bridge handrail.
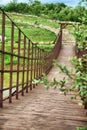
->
[0,8,62,107]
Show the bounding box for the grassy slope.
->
[9,13,59,29]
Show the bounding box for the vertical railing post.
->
[41,50,43,76]
[43,51,46,74]
[38,48,40,78]
[30,43,33,90]
[36,46,38,80]
[0,12,5,108]
[37,47,39,78]
[16,30,21,99]
[22,35,26,96]
[26,40,30,93]
[0,12,4,107]
[37,47,39,79]
[42,50,45,74]
[43,52,46,74]
[40,49,42,77]
[33,44,36,88]
[9,22,14,103]
[38,48,40,77]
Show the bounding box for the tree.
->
[31,0,42,16]
[16,3,29,13]
[3,0,18,12]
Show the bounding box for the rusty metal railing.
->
[0,8,62,107]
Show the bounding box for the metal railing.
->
[0,8,62,107]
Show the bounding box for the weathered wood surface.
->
[0,30,87,130]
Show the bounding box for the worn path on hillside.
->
[0,29,87,130]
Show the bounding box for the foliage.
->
[72,12,87,106]
[76,126,87,130]
[9,13,59,28]
[2,0,87,22]
[0,14,56,43]
[3,0,18,12]
[73,9,87,50]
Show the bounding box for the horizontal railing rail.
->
[0,8,62,107]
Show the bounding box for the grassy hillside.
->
[0,12,59,43]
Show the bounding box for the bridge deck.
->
[0,30,87,130]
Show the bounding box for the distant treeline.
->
[1,0,87,22]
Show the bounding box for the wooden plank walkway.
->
[0,30,87,130]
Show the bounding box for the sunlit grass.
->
[0,21,56,43]
[9,13,59,29]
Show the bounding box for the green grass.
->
[37,43,54,52]
[22,27,56,42]
[0,16,56,43]
[9,13,59,29]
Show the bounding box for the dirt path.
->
[62,29,75,45]
[0,30,87,130]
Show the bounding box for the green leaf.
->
[33,79,40,84]
[60,87,67,92]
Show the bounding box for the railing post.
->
[36,47,39,79]
[9,22,14,103]
[26,40,30,93]
[41,50,43,75]
[40,49,43,77]
[30,43,33,90]
[33,44,36,88]
[16,30,21,99]
[36,46,38,80]
[39,48,41,78]
[0,11,5,107]
[44,52,46,74]
[22,35,26,96]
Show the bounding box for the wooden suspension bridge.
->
[0,8,87,130]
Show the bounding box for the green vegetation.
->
[76,126,87,130]
[22,27,56,42]
[0,14,57,43]
[9,13,59,29]
[37,43,54,52]
[2,0,87,22]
